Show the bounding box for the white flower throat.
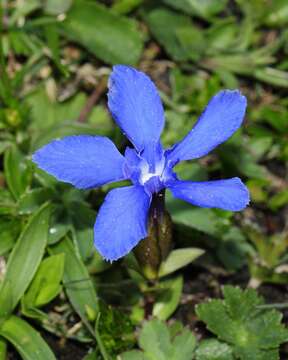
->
[140,158,165,185]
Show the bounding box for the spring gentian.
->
[32,65,249,261]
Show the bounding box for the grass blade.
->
[0,315,55,360]
[0,203,51,313]
[50,237,98,337]
[0,337,7,360]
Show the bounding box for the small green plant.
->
[119,319,196,360]
[120,286,288,360]
[244,226,288,285]
[196,286,288,360]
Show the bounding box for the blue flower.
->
[32,65,249,261]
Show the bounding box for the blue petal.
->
[166,90,247,166]
[108,65,165,152]
[94,186,151,261]
[32,135,126,189]
[123,147,142,185]
[168,177,249,211]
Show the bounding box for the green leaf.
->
[18,188,54,215]
[112,0,143,15]
[171,327,196,360]
[48,220,71,245]
[44,0,72,15]
[119,350,146,360]
[0,315,55,359]
[159,248,204,277]
[26,89,87,131]
[175,26,206,61]
[0,218,20,256]
[4,146,32,200]
[139,319,171,360]
[69,201,95,260]
[139,319,196,360]
[153,276,183,321]
[0,203,51,314]
[269,189,288,211]
[0,141,10,155]
[206,21,240,52]
[0,282,13,320]
[195,339,233,360]
[167,196,219,235]
[83,351,98,360]
[49,237,98,336]
[254,67,288,88]
[163,0,228,19]
[22,254,65,310]
[144,8,191,61]
[0,189,16,216]
[196,286,288,360]
[264,0,288,26]
[0,338,7,360]
[9,0,40,23]
[60,0,143,65]
[236,348,279,360]
[257,106,288,133]
[167,190,248,271]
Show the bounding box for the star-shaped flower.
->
[33,65,249,261]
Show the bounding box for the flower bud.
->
[134,190,173,279]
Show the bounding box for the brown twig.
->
[77,77,107,123]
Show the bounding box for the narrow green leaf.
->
[26,89,87,131]
[176,26,206,61]
[60,0,143,65]
[22,254,65,309]
[44,0,72,15]
[4,146,31,200]
[83,351,98,360]
[269,189,288,211]
[0,203,51,313]
[167,195,221,235]
[159,248,204,277]
[0,316,56,360]
[163,0,228,19]
[0,218,20,256]
[18,188,54,215]
[264,0,288,26]
[0,188,16,216]
[254,67,288,88]
[0,337,7,360]
[50,237,98,336]
[112,0,143,15]
[153,275,183,321]
[0,282,13,319]
[144,8,191,61]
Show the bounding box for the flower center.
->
[139,159,165,185]
[124,146,176,194]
